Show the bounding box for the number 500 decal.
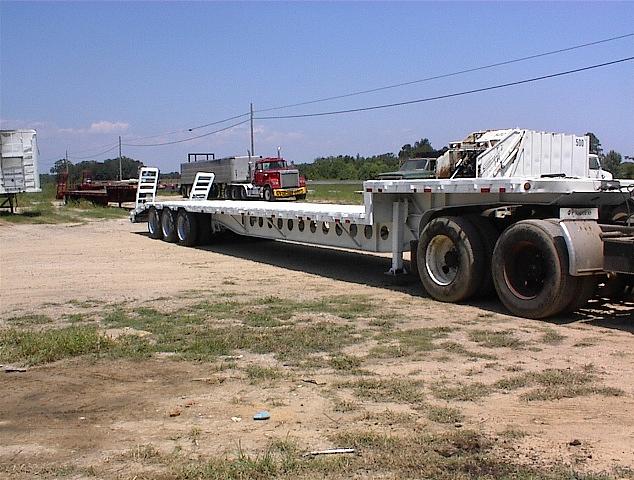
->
[575,138,585,147]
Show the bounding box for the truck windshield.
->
[400,159,432,171]
[260,160,287,170]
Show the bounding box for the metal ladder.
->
[189,172,215,201]
[134,167,159,211]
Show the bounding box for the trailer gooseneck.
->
[131,165,633,319]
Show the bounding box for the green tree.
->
[618,161,634,179]
[602,150,622,175]
[399,138,434,159]
[585,132,603,156]
[49,156,143,184]
[50,158,72,175]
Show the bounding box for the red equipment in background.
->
[56,171,137,207]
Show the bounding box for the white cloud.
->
[88,121,129,134]
[57,121,130,134]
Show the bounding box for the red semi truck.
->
[180,153,306,201]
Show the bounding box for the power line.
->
[256,32,634,113]
[125,111,250,142]
[70,144,120,160]
[187,112,250,132]
[123,118,251,147]
[255,56,634,120]
[39,144,120,169]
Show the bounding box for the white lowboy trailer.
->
[130,130,634,320]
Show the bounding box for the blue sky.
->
[1,1,633,174]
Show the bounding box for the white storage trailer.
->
[180,154,260,197]
[0,129,41,212]
[130,131,634,320]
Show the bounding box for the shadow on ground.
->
[135,231,634,331]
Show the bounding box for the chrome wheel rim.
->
[425,235,459,286]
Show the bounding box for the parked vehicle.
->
[56,171,137,207]
[0,129,40,213]
[588,154,613,180]
[377,158,437,180]
[180,153,306,201]
[131,129,633,320]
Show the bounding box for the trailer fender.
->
[558,208,604,276]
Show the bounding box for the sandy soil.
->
[1,219,633,479]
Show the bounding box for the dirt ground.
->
[1,218,633,479]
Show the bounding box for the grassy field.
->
[1,288,630,479]
[305,182,363,204]
[0,183,130,224]
[1,180,363,225]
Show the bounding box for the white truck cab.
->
[588,153,613,180]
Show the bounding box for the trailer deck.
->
[137,198,370,224]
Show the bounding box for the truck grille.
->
[280,171,299,188]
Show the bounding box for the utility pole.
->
[250,102,255,156]
[118,135,122,181]
[65,150,69,174]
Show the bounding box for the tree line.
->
[297,138,447,180]
[44,133,632,183]
[49,157,144,184]
[586,132,633,179]
[297,133,632,180]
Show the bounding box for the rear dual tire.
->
[492,220,584,319]
[417,216,594,318]
[417,216,485,303]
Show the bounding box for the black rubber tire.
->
[197,213,212,244]
[208,184,220,199]
[610,202,634,225]
[296,194,306,200]
[597,274,632,301]
[263,186,274,202]
[161,208,178,243]
[238,186,247,200]
[467,215,499,298]
[562,276,597,314]
[409,240,419,278]
[492,220,579,319]
[176,209,199,247]
[417,216,486,303]
[148,207,163,240]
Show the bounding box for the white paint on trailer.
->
[0,129,40,194]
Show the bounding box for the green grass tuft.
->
[329,354,363,371]
[425,405,465,424]
[0,326,110,365]
[6,314,52,326]
[338,377,424,404]
[468,329,525,349]
[244,365,285,384]
[431,381,492,401]
[494,368,625,401]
